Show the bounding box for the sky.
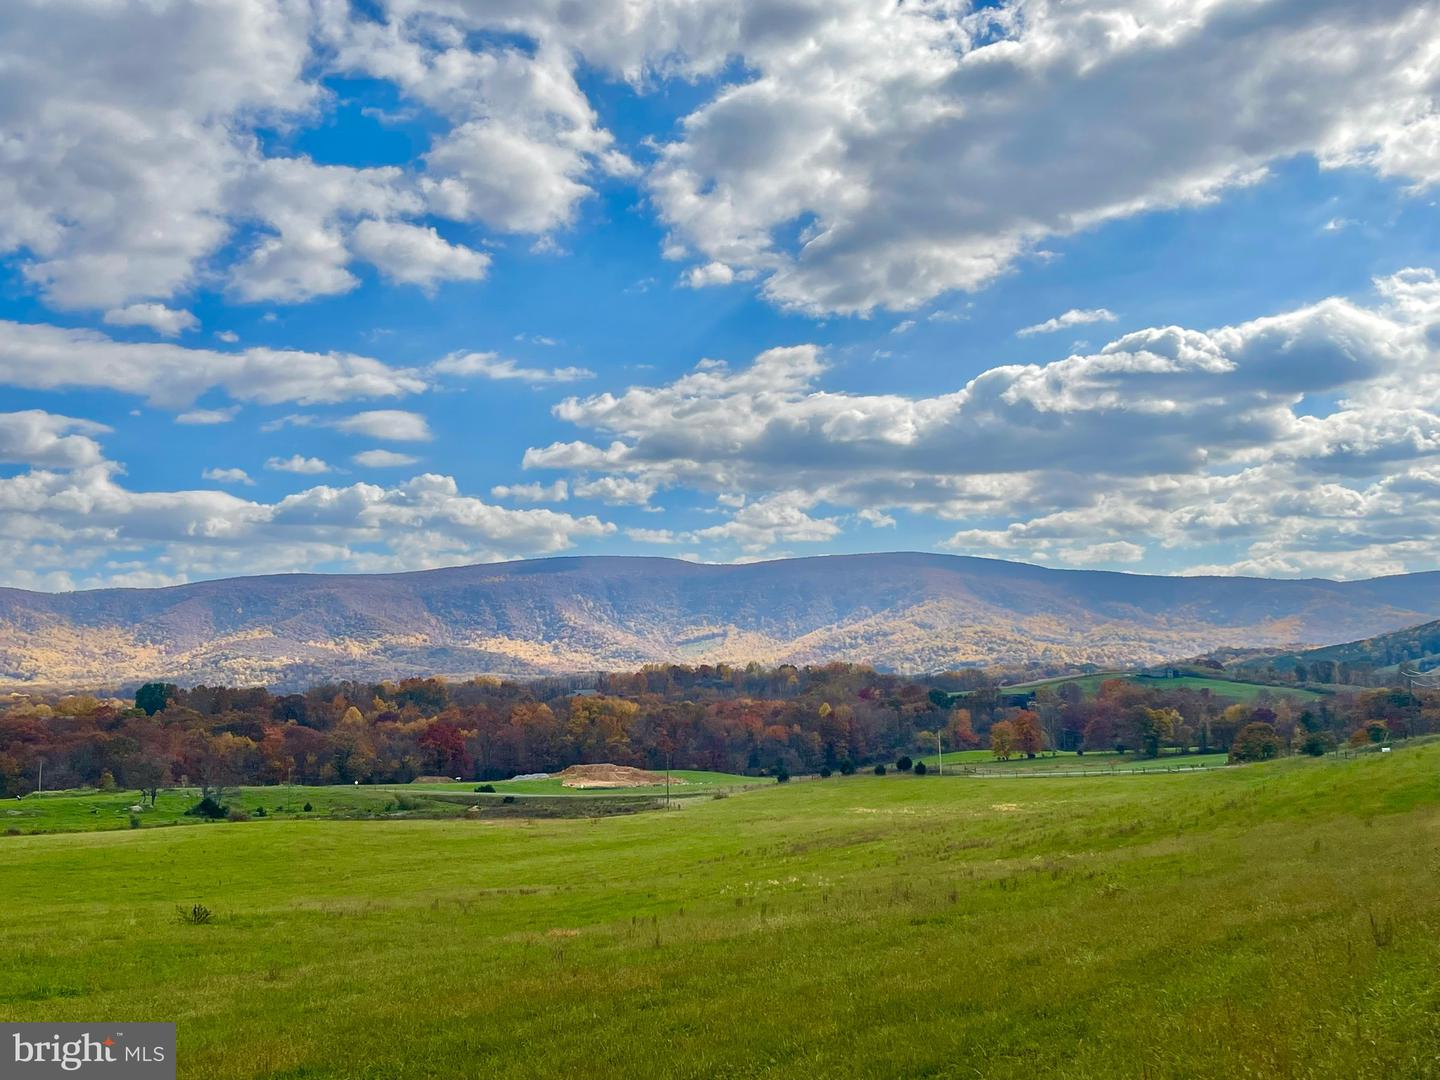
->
[2,0,1440,591]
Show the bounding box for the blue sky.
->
[2,0,1440,589]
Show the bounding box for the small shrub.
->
[475,784,496,793]
[254,806,267,817]
[874,764,887,776]
[896,756,913,772]
[5,827,22,836]
[502,795,516,804]
[838,759,856,776]
[176,903,214,925]
[774,766,791,783]
[226,807,251,823]
[302,802,313,813]
[914,761,928,776]
[128,814,142,829]
[819,766,833,778]
[98,770,119,792]
[186,796,227,820]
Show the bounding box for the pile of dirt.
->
[557,764,683,789]
[411,775,459,784]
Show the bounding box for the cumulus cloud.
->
[331,410,433,442]
[176,407,241,426]
[0,321,426,408]
[0,464,615,588]
[432,352,595,384]
[102,304,199,336]
[353,449,420,468]
[202,467,254,486]
[689,492,841,553]
[5,1,1440,320]
[1017,308,1118,337]
[684,262,735,288]
[0,411,109,468]
[348,219,490,290]
[572,476,658,506]
[491,480,569,502]
[266,455,332,475]
[521,270,1440,573]
[646,0,1440,314]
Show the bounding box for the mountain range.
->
[5,553,1440,689]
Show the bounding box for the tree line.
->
[1,664,1434,797]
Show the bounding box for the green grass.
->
[0,777,735,835]
[916,748,1231,773]
[4,746,1440,1078]
[402,769,758,796]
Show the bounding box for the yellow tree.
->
[990,719,1018,761]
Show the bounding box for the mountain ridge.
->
[5,552,1440,689]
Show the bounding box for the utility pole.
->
[936,731,943,777]
[665,752,672,808]
[37,757,44,793]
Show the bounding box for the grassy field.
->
[917,748,1232,773]
[0,777,739,836]
[4,747,1440,1078]
[402,769,758,796]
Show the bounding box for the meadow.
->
[0,771,758,835]
[3,746,1440,1078]
[917,748,1232,774]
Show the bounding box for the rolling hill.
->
[5,553,1440,688]
[1230,617,1440,679]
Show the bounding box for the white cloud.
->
[0,411,108,468]
[349,219,490,290]
[690,492,841,553]
[1017,308,1118,337]
[684,262,734,288]
[215,330,240,343]
[0,321,425,408]
[266,455,332,475]
[176,407,241,426]
[6,1,1440,321]
[522,270,1440,571]
[202,467,254,486]
[102,304,199,336]
[331,410,433,442]
[353,449,420,468]
[646,0,1440,314]
[0,0,317,310]
[0,465,615,588]
[572,476,658,506]
[491,480,569,502]
[625,527,679,543]
[432,351,594,384]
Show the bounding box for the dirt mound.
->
[412,775,460,784]
[557,764,682,789]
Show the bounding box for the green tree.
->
[135,683,176,717]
